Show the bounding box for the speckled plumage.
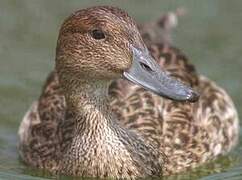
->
[18,6,239,178]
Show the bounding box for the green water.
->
[0,0,242,179]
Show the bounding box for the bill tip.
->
[187,90,200,102]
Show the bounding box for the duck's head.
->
[56,6,199,102]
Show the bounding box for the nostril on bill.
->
[140,62,153,72]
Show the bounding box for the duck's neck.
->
[65,79,115,137]
[60,79,163,177]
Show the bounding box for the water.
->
[0,0,242,179]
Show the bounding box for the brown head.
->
[55,6,199,102]
[56,6,146,81]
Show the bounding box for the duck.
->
[18,6,239,178]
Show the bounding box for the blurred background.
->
[0,0,241,179]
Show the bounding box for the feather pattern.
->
[18,6,239,178]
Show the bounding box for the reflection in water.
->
[0,1,241,179]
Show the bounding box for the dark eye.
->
[90,29,105,40]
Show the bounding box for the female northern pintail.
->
[18,6,239,178]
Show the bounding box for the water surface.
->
[0,0,242,179]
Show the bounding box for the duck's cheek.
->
[109,53,132,74]
[95,65,123,80]
[74,63,121,80]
